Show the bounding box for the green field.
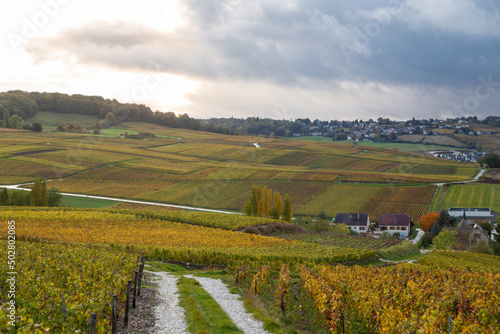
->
[25,110,102,130]
[439,184,500,213]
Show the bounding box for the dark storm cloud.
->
[29,0,500,86]
[26,0,500,119]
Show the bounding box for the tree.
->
[432,230,457,250]
[495,223,500,243]
[244,199,253,216]
[105,112,117,126]
[0,188,8,205]
[3,108,10,128]
[257,194,266,217]
[420,231,434,248]
[431,221,442,236]
[31,177,48,206]
[32,122,43,132]
[478,152,500,168]
[419,212,440,232]
[250,186,262,216]
[8,190,30,206]
[436,209,456,227]
[47,187,62,207]
[283,194,292,222]
[262,186,272,217]
[271,191,283,220]
[8,114,23,129]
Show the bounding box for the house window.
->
[396,227,400,230]
[401,227,406,231]
[390,227,395,230]
[360,227,365,231]
[381,227,387,231]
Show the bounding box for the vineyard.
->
[0,241,137,333]
[419,250,500,273]
[1,206,499,333]
[300,262,500,333]
[0,124,480,222]
[276,232,401,250]
[0,209,376,269]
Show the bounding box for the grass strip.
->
[377,241,421,261]
[177,276,243,334]
[428,185,443,213]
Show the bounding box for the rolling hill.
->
[1,113,485,221]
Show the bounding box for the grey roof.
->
[335,213,369,226]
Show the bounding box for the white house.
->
[334,213,370,233]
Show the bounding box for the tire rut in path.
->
[147,271,188,334]
[185,275,270,334]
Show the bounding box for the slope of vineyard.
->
[276,232,401,250]
[0,241,137,333]
[301,261,500,333]
[419,250,500,273]
[0,209,376,268]
[0,124,479,220]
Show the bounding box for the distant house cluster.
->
[333,207,497,243]
[420,150,483,163]
[334,212,411,239]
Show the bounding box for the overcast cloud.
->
[1,0,499,120]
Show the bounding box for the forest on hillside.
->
[1,90,499,137]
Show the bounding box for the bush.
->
[420,231,434,248]
[432,230,457,250]
[32,122,43,132]
[491,243,500,256]
[468,241,494,255]
[348,229,359,236]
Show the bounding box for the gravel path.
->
[185,275,270,334]
[147,271,188,334]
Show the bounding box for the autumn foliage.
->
[419,212,440,232]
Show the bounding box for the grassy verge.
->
[61,195,120,208]
[377,242,421,261]
[177,276,243,334]
[428,185,443,213]
[146,261,186,273]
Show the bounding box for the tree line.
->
[0,177,61,207]
[243,186,292,222]
[1,90,499,137]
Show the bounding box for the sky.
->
[1,0,499,121]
